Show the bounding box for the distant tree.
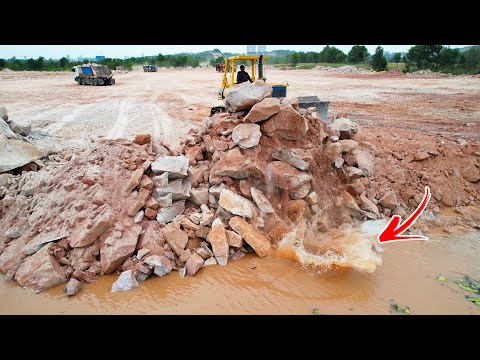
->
[157,53,165,63]
[0,58,5,69]
[371,46,387,71]
[405,45,443,70]
[59,57,69,68]
[463,47,480,72]
[392,53,402,63]
[320,45,346,63]
[348,45,369,63]
[291,53,299,67]
[438,47,460,67]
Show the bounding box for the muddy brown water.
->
[0,229,478,315]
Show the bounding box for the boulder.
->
[14,245,67,292]
[100,225,142,274]
[212,148,263,180]
[226,230,244,248]
[207,218,229,266]
[0,119,17,139]
[144,255,173,276]
[152,172,169,188]
[261,106,309,140]
[244,97,281,123]
[414,151,430,161]
[154,178,191,201]
[127,188,150,216]
[123,168,144,196]
[151,156,189,179]
[0,106,7,121]
[360,195,380,217]
[218,189,253,218]
[228,217,272,257]
[266,161,312,190]
[250,187,274,213]
[351,149,375,176]
[305,191,318,205]
[232,123,262,149]
[379,191,398,209]
[70,206,115,248]
[163,225,188,256]
[111,270,139,292]
[144,208,157,220]
[135,134,151,145]
[338,139,358,153]
[155,193,173,209]
[139,175,153,190]
[0,237,29,278]
[189,186,209,206]
[64,278,81,296]
[290,182,311,200]
[461,163,480,183]
[209,183,226,197]
[0,134,46,173]
[186,253,204,276]
[272,148,309,171]
[328,117,358,139]
[8,120,31,136]
[224,80,272,112]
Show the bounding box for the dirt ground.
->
[2,68,479,152]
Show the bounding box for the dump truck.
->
[72,63,115,85]
[143,65,157,72]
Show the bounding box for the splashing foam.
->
[276,214,383,273]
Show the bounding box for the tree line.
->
[1,46,479,74]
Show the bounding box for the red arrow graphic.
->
[378,186,431,243]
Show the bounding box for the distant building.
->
[257,45,266,53]
[247,45,256,55]
[96,55,105,61]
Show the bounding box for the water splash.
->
[276,215,383,273]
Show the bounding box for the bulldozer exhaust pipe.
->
[258,55,264,79]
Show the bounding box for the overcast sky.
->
[0,45,471,59]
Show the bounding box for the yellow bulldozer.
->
[210,54,330,122]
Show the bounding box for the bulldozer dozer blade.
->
[297,96,330,123]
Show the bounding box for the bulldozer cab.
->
[211,54,289,116]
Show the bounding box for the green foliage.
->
[405,45,443,70]
[209,57,224,67]
[371,46,387,71]
[0,58,6,69]
[290,53,299,67]
[347,45,369,63]
[392,53,402,63]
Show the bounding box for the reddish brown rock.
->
[414,151,430,161]
[70,206,115,248]
[207,219,229,266]
[14,244,67,292]
[285,199,308,223]
[145,196,159,210]
[144,208,157,220]
[0,237,29,278]
[212,148,263,180]
[379,191,398,209]
[226,230,244,248]
[239,180,252,199]
[122,168,144,196]
[228,217,272,257]
[184,146,203,165]
[100,225,142,274]
[347,179,366,196]
[127,188,150,216]
[139,175,154,190]
[266,161,311,190]
[135,134,152,145]
[136,224,165,256]
[290,182,311,200]
[461,163,480,183]
[244,97,281,123]
[186,253,204,276]
[163,225,188,256]
[261,106,308,140]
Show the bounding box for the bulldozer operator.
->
[236,65,253,84]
